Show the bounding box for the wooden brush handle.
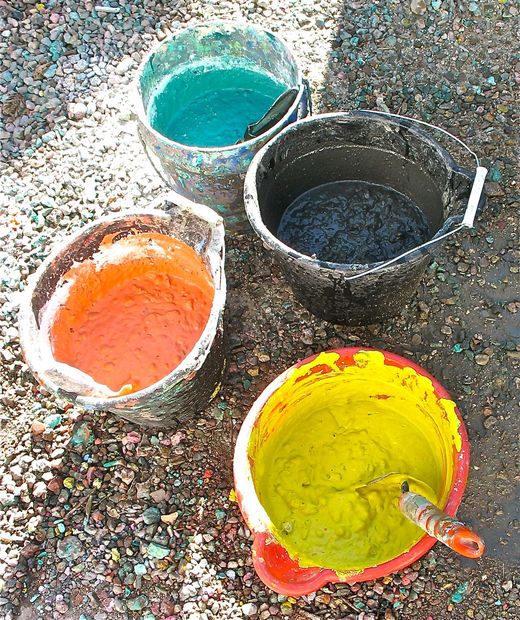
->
[399,491,485,559]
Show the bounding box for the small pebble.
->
[242,602,258,617]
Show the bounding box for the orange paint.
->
[47,232,214,394]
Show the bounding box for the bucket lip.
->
[244,111,454,273]
[18,196,227,409]
[233,347,470,589]
[131,19,305,155]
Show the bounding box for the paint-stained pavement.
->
[1,1,518,619]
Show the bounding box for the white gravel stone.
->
[242,602,258,617]
[67,102,88,121]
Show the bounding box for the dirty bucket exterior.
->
[244,112,485,325]
[233,348,470,596]
[19,198,226,427]
[134,21,310,233]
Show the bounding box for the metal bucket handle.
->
[340,110,488,281]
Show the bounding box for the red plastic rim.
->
[234,347,470,596]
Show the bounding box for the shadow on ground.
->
[316,0,519,570]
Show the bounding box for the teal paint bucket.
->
[133,21,310,233]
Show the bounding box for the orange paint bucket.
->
[20,197,226,427]
[233,348,470,596]
[47,231,214,396]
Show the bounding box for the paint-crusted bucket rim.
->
[131,19,305,154]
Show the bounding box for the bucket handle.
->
[338,110,488,281]
[302,78,313,116]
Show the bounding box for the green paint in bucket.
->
[133,21,310,232]
[148,63,286,148]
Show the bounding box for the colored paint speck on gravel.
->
[43,232,214,395]
[148,65,286,147]
[277,180,431,264]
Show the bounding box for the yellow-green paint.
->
[249,351,460,572]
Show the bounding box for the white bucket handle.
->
[340,110,488,281]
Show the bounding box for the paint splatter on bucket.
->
[234,348,470,596]
[134,21,310,232]
[19,197,226,427]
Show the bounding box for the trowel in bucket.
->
[358,473,485,559]
[241,88,299,141]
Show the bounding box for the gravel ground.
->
[1,1,519,619]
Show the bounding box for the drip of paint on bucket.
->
[41,232,214,395]
[277,180,431,264]
[250,351,460,572]
[148,65,286,147]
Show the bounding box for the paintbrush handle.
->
[399,491,485,559]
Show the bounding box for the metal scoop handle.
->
[341,110,488,281]
[399,489,485,559]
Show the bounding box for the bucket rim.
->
[131,19,305,154]
[233,346,470,593]
[244,111,460,274]
[18,198,227,410]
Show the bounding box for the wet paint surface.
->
[250,351,460,572]
[45,233,214,395]
[276,180,431,264]
[148,66,286,147]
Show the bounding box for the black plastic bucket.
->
[244,112,486,325]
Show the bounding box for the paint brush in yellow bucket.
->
[359,474,485,559]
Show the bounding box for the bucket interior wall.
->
[139,25,300,116]
[256,118,455,241]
